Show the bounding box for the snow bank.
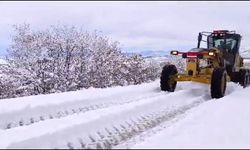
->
[0,81,159,114]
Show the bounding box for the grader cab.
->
[160,30,250,98]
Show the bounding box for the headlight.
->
[208,52,215,56]
[170,50,178,55]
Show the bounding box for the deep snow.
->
[133,84,250,149]
[0,79,248,149]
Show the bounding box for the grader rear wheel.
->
[239,69,247,88]
[211,67,227,99]
[160,65,178,92]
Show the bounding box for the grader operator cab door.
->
[197,30,242,74]
[206,30,242,72]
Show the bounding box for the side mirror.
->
[198,32,202,42]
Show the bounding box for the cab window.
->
[208,36,238,53]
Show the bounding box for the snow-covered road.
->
[133,83,250,149]
[0,80,247,148]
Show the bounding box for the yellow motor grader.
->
[160,30,250,98]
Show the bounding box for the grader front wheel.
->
[211,67,227,99]
[160,65,178,92]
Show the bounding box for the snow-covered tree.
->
[1,23,160,99]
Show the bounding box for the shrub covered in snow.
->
[0,24,163,99]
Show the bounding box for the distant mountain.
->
[123,50,170,58]
[240,49,250,58]
[138,50,169,57]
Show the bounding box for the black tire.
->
[229,72,240,83]
[211,67,227,99]
[160,64,178,92]
[239,69,247,88]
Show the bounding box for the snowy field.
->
[0,79,249,148]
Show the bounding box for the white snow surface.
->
[0,79,249,148]
[133,83,250,149]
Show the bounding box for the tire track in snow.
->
[62,100,204,149]
[5,82,240,148]
[7,85,211,148]
[1,82,189,130]
[2,92,164,130]
[114,82,244,149]
[2,89,189,148]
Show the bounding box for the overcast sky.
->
[1,1,250,55]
